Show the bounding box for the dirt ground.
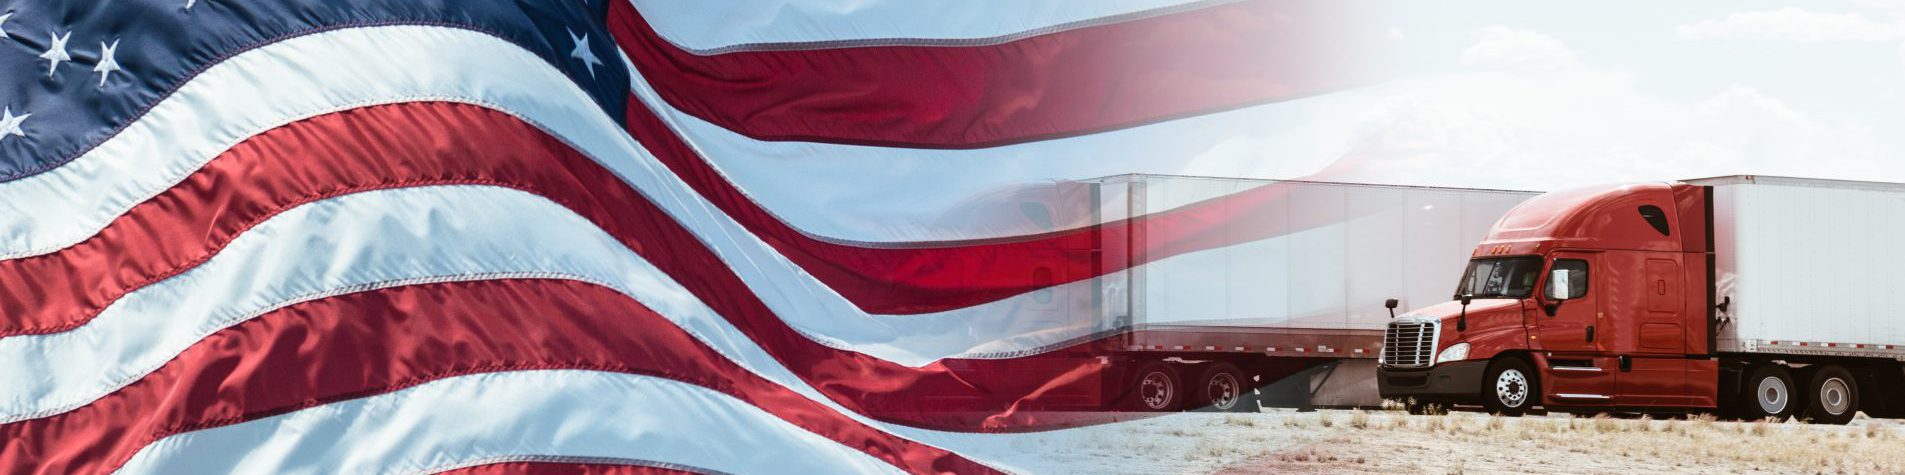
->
[1037,408,1905,474]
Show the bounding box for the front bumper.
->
[1378,360,1489,401]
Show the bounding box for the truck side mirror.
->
[1385,298,1400,319]
[1546,268,1573,301]
[1455,294,1472,331]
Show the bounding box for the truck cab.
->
[1377,182,1718,415]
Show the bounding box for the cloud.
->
[1460,26,1578,71]
[1849,0,1905,11]
[1697,85,1805,124]
[1307,51,1894,191]
[1151,24,1902,193]
[1675,8,1903,43]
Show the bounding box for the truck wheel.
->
[1802,365,1860,425]
[1741,364,1798,421]
[1481,358,1536,416]
[1128,362,1184,412]
[1195,362,1254,413]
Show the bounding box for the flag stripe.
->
[621,66,1364,244]
[114,370,905,475]
[627,0,1220,54]
[608,0,1381,149]
[0,279,995,475]
[621,92,1345,315]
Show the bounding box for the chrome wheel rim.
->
[1141,371,1174,410]
[1820,377,1851,416]
[1207,373,1240,410]
[1757,375,1790,415]
[1496,368,1529,408]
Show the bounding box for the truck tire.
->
[1741,364,1798,421]
[1194,362,1253,413]
[1127,362,1184,412]
[1481,357,1537,416]
[1802,365,1860,425]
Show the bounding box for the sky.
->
[1294,0,1905,190]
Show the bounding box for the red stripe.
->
[0,280,997,475]
[438,462,700,475]
[607,0,1386,149]
[0,102,1324,431]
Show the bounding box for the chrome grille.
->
[1381,318,1439,368]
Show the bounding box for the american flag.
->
[0,0,1382,473]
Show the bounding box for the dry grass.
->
[1348,410,1371,430]
[1218,411,1905,474]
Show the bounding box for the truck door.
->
[1615,256,1691,407]
[1536,254,1601,353]
[1535,253,1617,403]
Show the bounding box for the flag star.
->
[94,39,122,87]
[0,107,29,143]
[568,29,603,79]
[40,31,72,77]
[0,13,13,39]
[184,0,200,9]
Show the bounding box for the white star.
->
[0,13,13,40]
[94,39,122,87]
[39,31,72,77]
[184,0,200,10]
[568,29,603,79]
[0,107,29,143]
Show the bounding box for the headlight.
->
[1436,342,1471,364]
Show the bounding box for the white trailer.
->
[1702,176,1905,359]
[1077,174,1534,410]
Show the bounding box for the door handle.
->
[1585,325,1595,342]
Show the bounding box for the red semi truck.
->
[1379,175,1905,424]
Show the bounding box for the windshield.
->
[1456,256,1544,299]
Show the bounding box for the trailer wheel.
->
[1802,365,1860,425]
[1741,364,1798,421]
[1195,362,1253,413]
[1128,362,1184,412]
[1481,358,1536,416]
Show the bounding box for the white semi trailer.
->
[1065,174,1534,410]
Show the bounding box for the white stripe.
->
[619,51,1378,244]
[629,0,1222,54]
[109,366,1241,475]
[113,370,901,475]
